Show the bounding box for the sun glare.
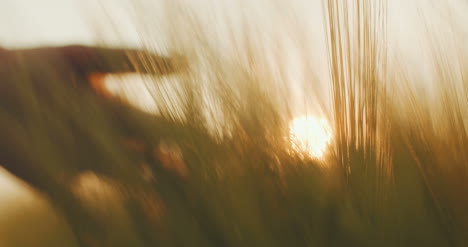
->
[289,116,333,159]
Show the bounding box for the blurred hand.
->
[2,44,193,180]
[0,44,188,245]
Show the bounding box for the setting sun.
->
[289,116,333,159]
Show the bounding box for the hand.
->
[0,44,187,245]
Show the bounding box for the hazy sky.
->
[2,0,467,73]
[1,0,467,121]
[1,0,466,47]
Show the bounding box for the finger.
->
[59,45,181,75]
[5,45,184,83]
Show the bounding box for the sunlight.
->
[289,116,333,159]
[99,74,159,114]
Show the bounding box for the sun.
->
[289,116,333,159]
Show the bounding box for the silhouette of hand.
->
[0,44,187,186]
[0,44,190,245]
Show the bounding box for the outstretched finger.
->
[60,45,182,75]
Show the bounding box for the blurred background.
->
[1,0,468,246]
